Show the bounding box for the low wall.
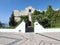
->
[0,21,25,33]
[34,21,60,33]
[1,21,60,33]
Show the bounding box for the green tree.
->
[0,22,5,28]
[45,5,54,27]
[54,10,60,27]
[32,10,41,15]
[41,18,51,28]
[45,5,54,18]
[9,12,17,26]
[42,11,45,15]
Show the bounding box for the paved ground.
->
[0,32,60,45]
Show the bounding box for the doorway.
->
[25,20,34,32]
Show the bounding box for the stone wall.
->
[13,6,35,22]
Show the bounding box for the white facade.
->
[13,6,35,22]
[14,16,21,22]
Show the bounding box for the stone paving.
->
[0,32,60,45]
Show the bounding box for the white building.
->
[13,6,35,22]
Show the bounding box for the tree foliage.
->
[31,14,43,27]
[32,10,41,15]
[45,5,54,18]
[9,12,17,26]
[32,5,60,28]
[0,22,5,28]
[41,18,51,28]
[20,16,28,22]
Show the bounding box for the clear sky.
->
[0,0,60,24]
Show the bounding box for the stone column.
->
[28,13,31,22]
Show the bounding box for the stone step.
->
[26,26,34,32]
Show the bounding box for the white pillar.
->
[15,20,25,33]
[28,13,31,22]
[34,21,44,33]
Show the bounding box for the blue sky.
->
[0,0,60,24]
